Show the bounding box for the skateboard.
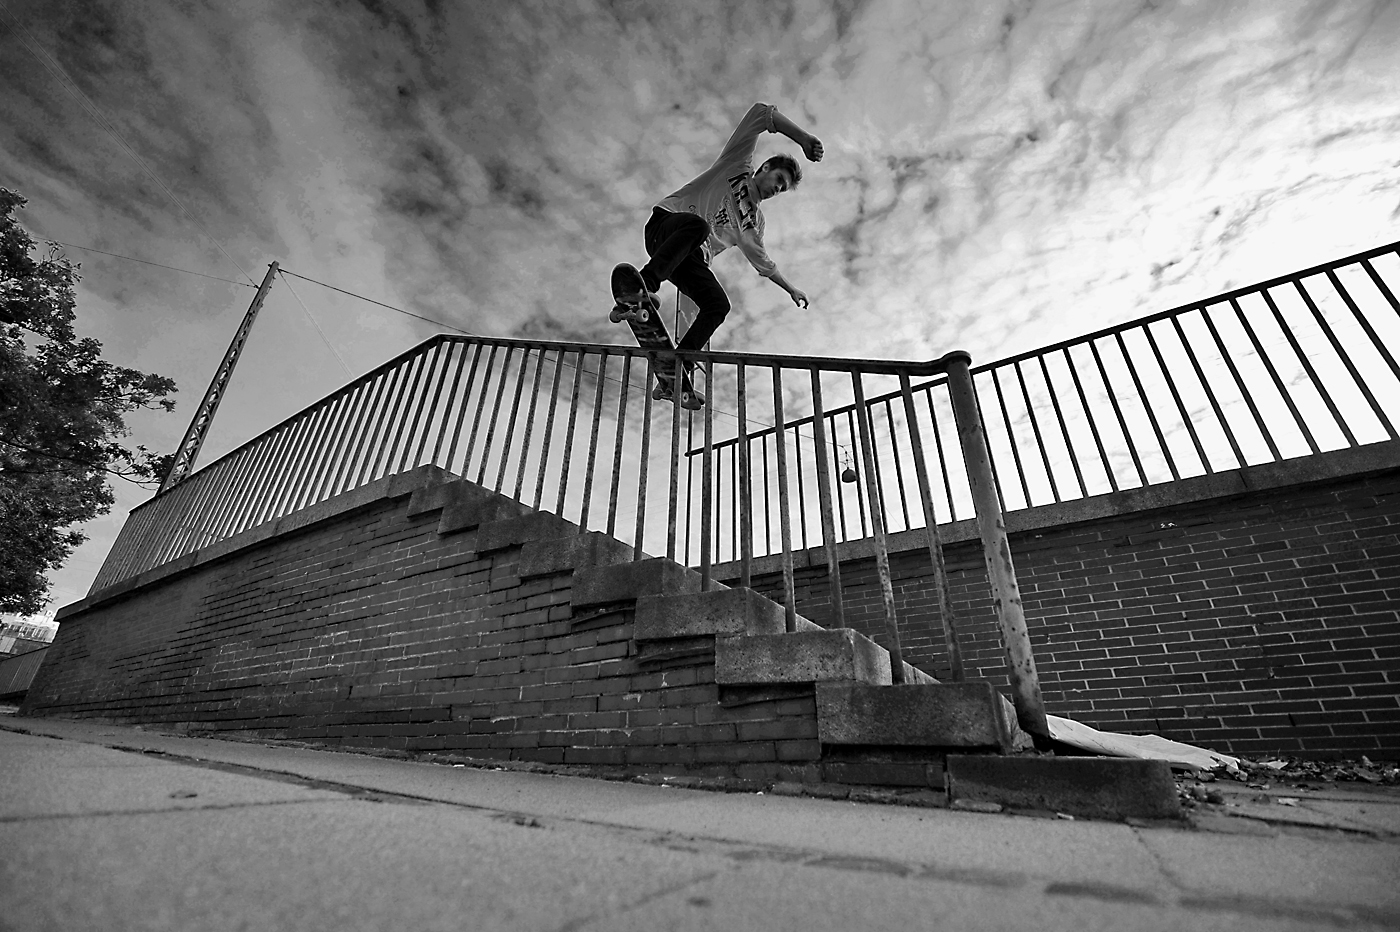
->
[610,263,704,409]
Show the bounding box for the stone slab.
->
[715,630,890,686]
[946,755,1183,821]
[570,559,704,608]
[634,588,787,641]
[519,531,636,578]
[476,511,579,553]
[815,682,1008,750]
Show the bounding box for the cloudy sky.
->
[2,0,1398,613]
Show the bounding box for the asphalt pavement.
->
[2,711,1398,931]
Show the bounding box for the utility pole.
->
[158,262,279,494]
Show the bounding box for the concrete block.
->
[436,487,526,535]
[519,531,635,578]
[815,681,1009,750]
[946,755,1184,821]
[387,464,452,498]
[477,511,579,553]
[715,630,890,686]
[901,663,939,685]
[570,559,703,608]
[633,588,786,641]
[406,479,465,517]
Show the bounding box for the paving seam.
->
[0,798,348,824]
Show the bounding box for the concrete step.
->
[715,630,892,686]
[633,588,817,641]
[815,681,1017,752]
[571,558,720,609]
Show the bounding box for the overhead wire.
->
[49,241,255,288]
[277,271,354,378]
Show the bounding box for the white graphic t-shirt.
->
[657,103,779,278]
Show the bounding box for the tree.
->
[0,188,177,614]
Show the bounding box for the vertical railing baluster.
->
[516,347,548,500]
[462,344,500,478]
[1256,290,1352,448]
[1015,360,1060,502]
[833,412,851,541]
[556,350,586,517]
[1198,307,1280,462]
[772,367,798,631]
[1300,279,1398,441]
[1170,314,1248,469]
[261,413,317,524]
[737,363,751,588]
[761,439,772,556]
[301,395,349,508]
[884,398,912,530]
[991,366,1033,506]
[476,346,517,487]
[900,372,962,681]
[1361,258,1400,318]
[432,341,471,468]
[369,356,420,482]
[606,354,632,538]
[579,351,609,533]
[1143,323,1209,474]
[633,354,655,561]
[1063,347,1118,493]
[793,422,809,551]
[311,381,367,505]
[1327,269,1400,383]
[398,341,444,471]
[535,349,566,510]
[700,359,715,591]
[666,354,684,561]
[845,411,868,539]
[1037,355,1086,498]
[445,343,485,472]
[923,388,959,520]
[411,341,454,468]
[809,369,845,628]
[381,351,428,478]
[1089,338,1150,486]
[852,372,904,683]
[345,368,394,490]
[495,347,533,491]
[1231,297,1320,455]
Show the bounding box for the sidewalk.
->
[2,712,1398,931]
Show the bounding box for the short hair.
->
[759,154,801,188]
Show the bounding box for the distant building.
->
[0,619,57,659]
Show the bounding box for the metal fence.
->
[697,239,1400,546]
[85,237,1400,743]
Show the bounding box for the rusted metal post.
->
[899,372,964,681]
[944,351,1051,747]
[851,373,905,684]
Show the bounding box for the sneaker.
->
[610,262,659,312]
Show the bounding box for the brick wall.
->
[734,465,1400,760]
[21,471,821,780]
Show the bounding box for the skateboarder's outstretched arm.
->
[770,108,824,163]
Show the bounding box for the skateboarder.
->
[611,101,824,404]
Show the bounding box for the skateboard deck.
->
[610,264,703,408]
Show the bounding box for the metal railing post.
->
[852,373,905,684]
[945,351,1050,746]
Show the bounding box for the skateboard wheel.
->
[635,307,650,324]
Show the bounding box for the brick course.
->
[736,467,1400,759]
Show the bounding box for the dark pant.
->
[641,208,731,352]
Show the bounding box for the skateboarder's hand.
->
[802,135,823,162]
[789,289,809,309]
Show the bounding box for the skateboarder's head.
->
[754,154,801,200]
